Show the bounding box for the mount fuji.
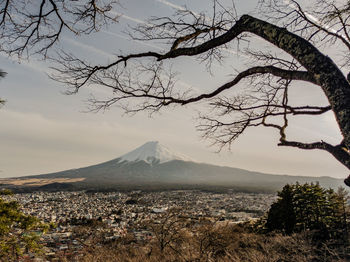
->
[119,141,193,164]
[9,141,345,192]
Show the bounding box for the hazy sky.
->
[0,0,348,179]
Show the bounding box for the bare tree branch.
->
[0,0,119,58]
[2,1,350,183]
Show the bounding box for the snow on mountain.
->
[119,141,194,164]
[23,141,345,191]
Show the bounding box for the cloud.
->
[0,108,200,177]
[63,37,111,58]
[0,53,49,74]
[0,110,139,176]
[155,0,187,11]
[101,30,163,50]
[109,11,152,26]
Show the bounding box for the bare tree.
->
[0,0,119,58]
[49,0,350,185]
[0,0,118,105]
[1,1,350,184]
[145,208,187,255]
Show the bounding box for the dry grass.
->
[0,177,85,186]
[59,222,349,262]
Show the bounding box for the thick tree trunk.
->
[238,15,350,171]
[160,15,350,170]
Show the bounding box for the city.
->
[3,190,276,260]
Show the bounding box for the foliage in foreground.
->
[57,183,350,262]
[2,183,348,261]
[265,183,349,240]
[0,191,49,261]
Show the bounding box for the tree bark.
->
[157,16,350,167]
[209,15,350,171]
[163,15,350,172]
[238,15,350,153]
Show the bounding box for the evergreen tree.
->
[266,183,349,241]
[0,192,48,261]
[266,184,296,234]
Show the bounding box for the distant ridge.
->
[5,141,346,192]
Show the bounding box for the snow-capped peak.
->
[119,141,193,164]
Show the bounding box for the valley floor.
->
[3,189,276,260]
[3,189,349,261]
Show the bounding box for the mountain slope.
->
[21,141,344,191]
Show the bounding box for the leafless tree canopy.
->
[2,1,350,183]
[0,0,119,58]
